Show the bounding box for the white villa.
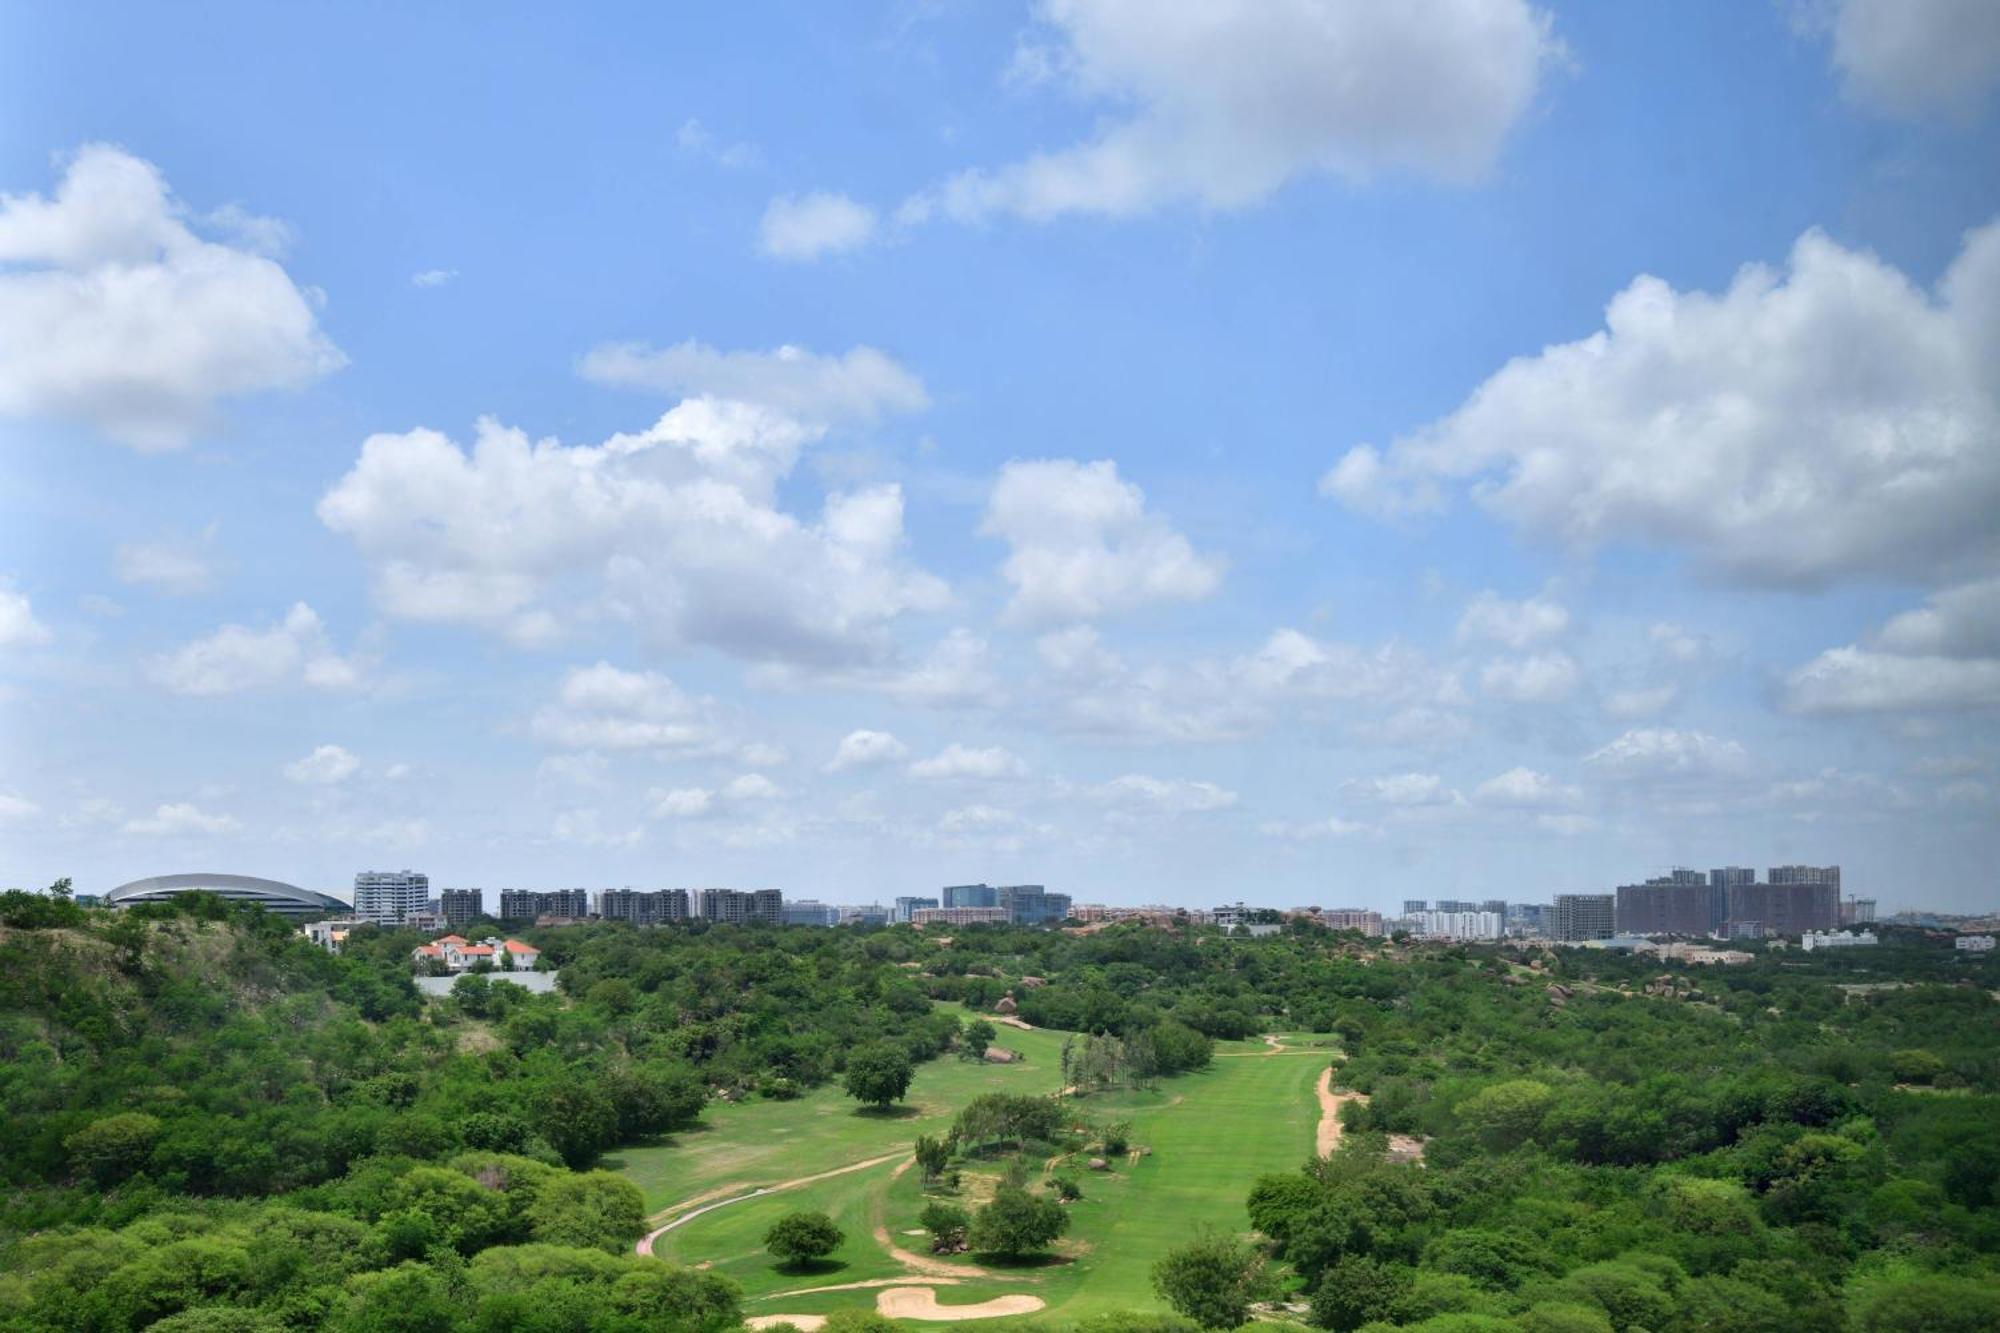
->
[412,933,541,973]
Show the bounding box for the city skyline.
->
[3,3,1999,907]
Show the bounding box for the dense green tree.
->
[1151,1229,1273,1329]
[919,1201,970,1252]
[842,1044,914,1109]
[531,1077,618,1169]
[764,1210,844,1267]
[526,1171,647,1252]
[1309,1255,1411,1331]
[64,1111,162,1185]
[968,1183,1069,1259]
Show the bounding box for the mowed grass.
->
[605,1007,1068,1214]
[635,1020,1334,1325]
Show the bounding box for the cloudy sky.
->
[3,1,1998,911]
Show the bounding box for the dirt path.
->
[872,1157,996,1277]
[876,1287,1048,1321]
[636,1150,908,1257]
[1315,1066,1365,1157]
[990,1014,1036,1030]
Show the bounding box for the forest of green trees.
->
[2,884,1996,1331]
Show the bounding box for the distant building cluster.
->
[1541,866,1854,943]
[102,856,1994,959]
[941,883,1073,925]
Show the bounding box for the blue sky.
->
[2,0,1997,911]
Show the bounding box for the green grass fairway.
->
[605,1007,1068,1214]
[622,1018,1334,1325]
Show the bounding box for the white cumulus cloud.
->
[983,459,1222,623]
[284,744,360,785]
[1480,650,1580,703]
[909,743,1028,781]
[1784,577,2000,713]
[1088,774,1239,812]
[531,662,726,754]
[0,144,343,448]
[0,579,52,648]
[1807,0,2000,117]
[1457,590,1568,647]
[825,729,909,772]
[759,191,877,261]
[1324,220,2000,587]
[1472,766,1580,808]
[147,603,362,696]
[578,341,927,425]
[318,399,947,663]
[122,801,240,835]
[900,0,1563,227]
[1583,728,1750,783]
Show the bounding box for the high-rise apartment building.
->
[1318,909,1384,935]
[598,888,690,926]
[354,870,429,927]
[694,888,783,925]
[440,887,483,927]
[1402,899,1428,917]
[998,884,1070,925]
[497,888,590,921]
[783,900,841,927]
[911,906,1009,926]
[1770,864,1841,891]
[1728,879,1837,936]
[1553,893,1616,942]
[1506,903,1550,935]
[943,883,1000,909]
[1413,910,1503,941]
[1616,869,1724,936]
[1839,897,1877,926]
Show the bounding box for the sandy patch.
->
[876,1287,1048,1321]
[990,1015,1036,1030]
[1315,1066,1365,1157]
[748,1316,826,1330]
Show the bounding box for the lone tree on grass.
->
[844,1044,914,1110]
[961,1018,997,1060]
[914,1133,951,1182]
[967,1183,1069,1260]
[1151,1228,1274,1329]
[765,1210,843,1268]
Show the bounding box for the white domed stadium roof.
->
[104,873,349,918]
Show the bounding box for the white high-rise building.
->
[354,870,430,926]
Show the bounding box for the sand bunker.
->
[876,1287,1048,1321]
[747,1316,827,1331]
